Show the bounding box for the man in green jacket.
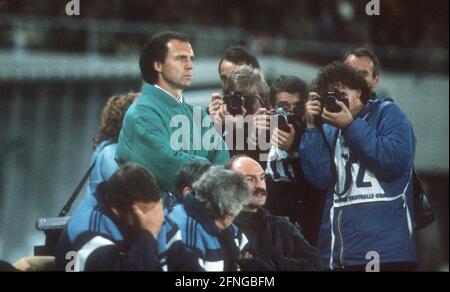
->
[117,31,230,195]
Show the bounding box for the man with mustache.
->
[226,155,322,271]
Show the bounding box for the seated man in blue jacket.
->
[299,61,417,271]
[169,166,252,271]
[55,163,202,271]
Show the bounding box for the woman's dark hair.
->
[313,61,372,104]
[97,163,161,212]
[140,31,190,85]
[93,92,139,148]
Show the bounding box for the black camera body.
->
[270,106,294,132]
[223,92,245,115]
[317,89,349,113]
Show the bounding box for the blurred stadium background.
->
[0,0,448,271]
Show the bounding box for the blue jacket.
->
[55,141,202,271]
[168,194,249,271]
[55,192,202,271]
[66,140,120,243]
[85,140,118,201]
[299,98,417,269]
[59,229,161,271]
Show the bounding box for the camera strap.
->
[58,160,96,217]
[319,128,353,197]
[57,141,113,217]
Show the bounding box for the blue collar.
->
[183,194,222,236]
[356,97,394,120]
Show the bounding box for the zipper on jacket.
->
[337,208,345,269]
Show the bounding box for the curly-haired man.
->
[299,61,417,271]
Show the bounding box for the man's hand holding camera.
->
[208,94,227,125]
[271,124,295,151]
[208,93,223,113]
[208,94,247,130]
[321,100,354,129]
[252,107,297,152]
[253,108,270,132]
[247,108,270,147]
[306,93,323,129]
[305,92,353,130]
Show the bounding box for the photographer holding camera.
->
[300,61,417,271]
[264,75,325,244]
[218,65,271,165]
[208,46,261,126]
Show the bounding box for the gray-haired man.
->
[168,166,251,271]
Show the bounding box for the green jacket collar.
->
[142,83,183,107]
